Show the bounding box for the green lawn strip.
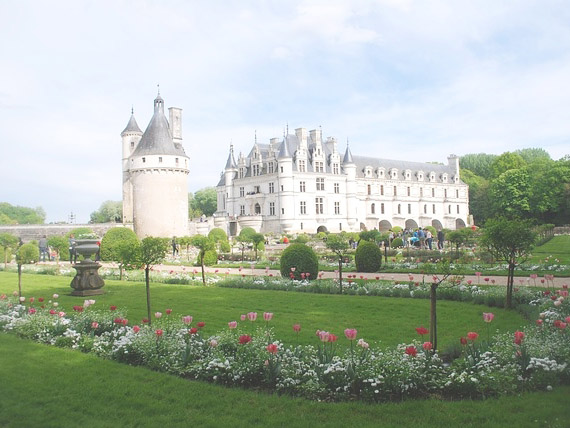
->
[0,272,526,350]
[528,235,570,264]
[0,334,568,428]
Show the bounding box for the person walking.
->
[38,235,48,262]
[426,229,433,250]
[437,230,445,250]
[171,237,179,257]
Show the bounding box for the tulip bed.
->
[1,274,569,405]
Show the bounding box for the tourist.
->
[437,230,445,250]
[172,237,179,257]
[69,234,77,264]
[38,235,48,262]
[426,229,433,250]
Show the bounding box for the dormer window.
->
[442,173,448,183]
[429,172,436,182]
[417,171,424,181]
[365,166,373,177]
[390,169,398,179]
[377,168,385,179]
[405,169,411,180]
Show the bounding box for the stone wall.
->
[0,223,132,243]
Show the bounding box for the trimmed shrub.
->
[280,243,318,280]
[355,241,382,272]
[391,237,404,248]
[200,249,218,267]
[100,227,139,262]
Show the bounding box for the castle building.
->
[216,127,469,236]
[121,92,189,238]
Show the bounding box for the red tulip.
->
[460,337,468,346]
[405,346,417,357]
[110,305,117,311]
[197,321,205,328]
[166,308,172,315]
[514,331,524,345]
[155,329,163,337]
[422,341,433,351]
[415,327,429,336]
[293,323,301,333]
[189,327,199,335]
[239,334,252,344]
[133,325,140,333]
[467,332,479,341]
[266,344,278,354]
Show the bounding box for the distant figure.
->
[18,237,23,247]
[95,241,101,262]
[426,229,433,250]
[69,234,77,264]
[437,230,445,250]
[38,235,48,262]
[171,237,179,257]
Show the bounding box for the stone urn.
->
[70,239,105,296]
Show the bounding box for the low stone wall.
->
[0,223,131,243]
[554,226,570,235]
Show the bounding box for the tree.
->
[490,169,530,219]
[460,169,491,225]
[0,233,19,268]
[47,236,68,266]
[189,187,217,217]
[208,228,230,253]
[325,234,350,293]
[237,227,256,261]
[135,237,168,325]
[459,153,497,179]
[89,201,122,223]
[515,147,551,163]
[528,160,570,224]
[489,152,526,179]
[100,227,140,280]
[191,235,215,285]
[359,229,381,244]
[446,228,473,255]
[0,203,45,224]
[480,218,536,309]
[251,233,265,260]
[16,243,39,298]
[187,193,202,218]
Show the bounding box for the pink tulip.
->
[182,315,193,324]
[247,312,257,321]
[292,323,301,333]
[422,341,433,351]
[91,321,99,329]
[317,330,330,342]
[228,321,238,329]
[266,343,278,354]
[154,312,163,319]
[133,325,140,333]
[263,312,273,321]
[483,312,494,323]
[240,314,246,321]
[155,329,163,337]
[357,338,369,349]
[344,328,358,341]
[28,308,37,315]
[58,311,65,317]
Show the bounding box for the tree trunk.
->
[201,255,206,286]
[506,262,515,309]
[429,283,438,350]
[119,264,123,281]
[145,267,152,326]
[18,264,22,298]
[338,258,343,294]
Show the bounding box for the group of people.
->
[389,228,445,250]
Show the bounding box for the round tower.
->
[128,92,189,238]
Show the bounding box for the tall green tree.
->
[16,243,39,298]
[251,233,265,260]
[459,153,497,179]
[0,203,45,224]
[515,148,551,163]
[460,169,491,225]
[489,152,526,179]
[528,160,570,224]
[480,218,536,309]
[189,187,217,217]
[490,168,530,219]
[100,228,140,280]
[89,201,122,223]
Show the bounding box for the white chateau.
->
[121,92,189,238]
[216,127,469,235]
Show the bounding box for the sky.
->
[1,0,569,224]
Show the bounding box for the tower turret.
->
[121,108,143,223]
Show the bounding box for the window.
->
[130,141,134,149]
[159,157,162,163]
[269,182,274,193]
[408,204,411,214]
[254,185,260,193]
[254,203,261,214]
[381,203,385,214]
[300,201,306,215]
[380,185,384,195]
[315,198,324,214]
[433,204,436,214]
[316,178,325,191]
[333,163,339,174]
[393,186,397,196]
[239,167,245,178]
[334,183,340,194]
[142,157,146,163]
[300,222,303,230]
[299,160,306,172]
[456,189,459,198]
[424,204,427,214]
[432,188,435,197]
[407,187,410,196]
[444,189,448,198]
[397,204,401,214]
[315,161,324,172]
[268,162,274,174]
[240,205,245,215]
[281,185,284,191]
[252,164,260,176]
[282,208,285,214]
[270,202,275,216]
[457,204,460,214]
[371,203,375,214]
[334,202,340,214]
[280,166,283,173]
[175,157,179,165]
[339,223,342,231]
[367,184,371,195]
[239,187,244,197]
[448,205,452,214]
[420,187,423,197]
[299,181,306,192]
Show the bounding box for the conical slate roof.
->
[278,135,294,159]
[343,145,354,164]
[225,145,237,169]
[121,113,142,135]
[132,94,186,157]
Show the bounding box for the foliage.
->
[489,152,526,179]
[0,233,19,266]
[391,237,403,248]
[325,234,351,292]
[47,236,68,262]
[238,227,256,241]
[354,241,382,272]
[15,243,39,297]
[459,153,497,179]
[201,249,218,266]
[279,243,319,280]
[89,200,122,223]
[66,227,94,239]
[292,234,310,244]
[0,202,45,224]
[251,233,265,259]
[208,228,228,243]
[189,187,217,217]
[359,229,381,243]
[191,235,216,285]
[490,168,530,219]
[100,228,140,279]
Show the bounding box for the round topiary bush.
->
[355,241,382,272]
[100,227,139,262]
[391,237,404,248]
[200,249,218,267]
[280,243,318,280]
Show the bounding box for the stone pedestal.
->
[70,262,105,296]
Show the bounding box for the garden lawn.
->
[0,272,527,350]
[529,235,570,265]
[0,334,568,428]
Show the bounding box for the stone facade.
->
[121,93,190,238]
[216,127,470,236]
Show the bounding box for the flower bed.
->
[1,292,568,402]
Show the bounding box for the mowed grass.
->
[0,272,527,350]
[0,334,569,428]
[529,235,570,264]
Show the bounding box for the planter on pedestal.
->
[70,239,105,296]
